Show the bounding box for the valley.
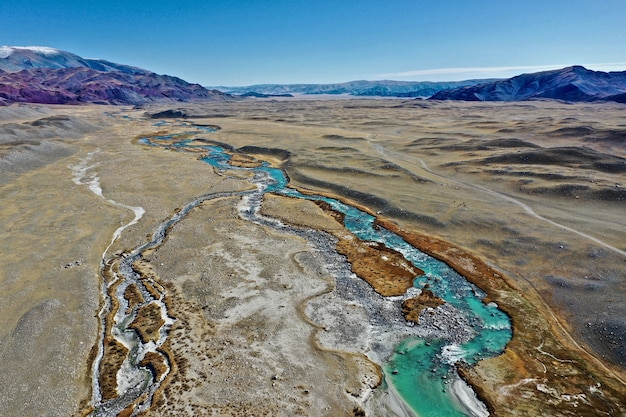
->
[0,99,624,416]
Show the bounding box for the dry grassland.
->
[0,99,624,416]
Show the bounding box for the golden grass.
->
[2,100,625,416]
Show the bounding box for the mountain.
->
[214,79,497,98]
[430,66,626,102]
[0,46,231,105]
[0,46,150,75]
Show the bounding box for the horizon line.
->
[214,62,626,87]
[377,63,626,80]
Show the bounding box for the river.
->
[90,123,512,416]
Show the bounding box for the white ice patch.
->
[404,286,423,298]
[589,383,602,395]
[499,378,539,396]
[153,298,176,345]
[116,356,150,397]
[536,383,560,397]
[451,377,489,417]
[441,343,468,364]
[483,321,511,330]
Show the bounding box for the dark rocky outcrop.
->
[238,92,294,98]
[149,109,190,119]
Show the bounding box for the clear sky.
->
[1,0,625,86]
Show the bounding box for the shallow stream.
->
[137,126,512,416]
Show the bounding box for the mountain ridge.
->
[2,47,625,104]
[0,46,147,75]
[213,79,499,98]
[0,46,231,105]
[430,66,626,102]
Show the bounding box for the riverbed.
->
[87,124,512,416]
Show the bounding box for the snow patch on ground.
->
[15,46,61,55]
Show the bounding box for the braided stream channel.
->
[89,124,512,417]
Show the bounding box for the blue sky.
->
[2,0,625,86]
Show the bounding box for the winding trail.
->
[367,140,626,258]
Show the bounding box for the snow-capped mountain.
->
[0,46,147,74]
[0,46,231,105]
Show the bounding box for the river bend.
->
[89,124,512,416]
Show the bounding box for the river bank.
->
[112,128,510,416]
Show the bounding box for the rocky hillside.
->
[0,46,231,105]
[430,66,626,102]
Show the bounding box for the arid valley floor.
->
[0,99,625,416]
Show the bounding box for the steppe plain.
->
[0,98,625,416]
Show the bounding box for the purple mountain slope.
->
[430,66,626,102]
[0,46,231,105]
[0,46,147,74]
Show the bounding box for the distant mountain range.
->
[430,66,626,103]
[214,79,496,98]
[1,47,625,105]
[214,66,626,102]
[0,46,231,105]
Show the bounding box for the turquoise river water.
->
[140,129,512,417]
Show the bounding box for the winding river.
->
[91,123,512,416]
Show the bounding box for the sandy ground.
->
[0,100,624,416]
[143,196,380,416]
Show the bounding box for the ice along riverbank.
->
[137,124,512,416]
